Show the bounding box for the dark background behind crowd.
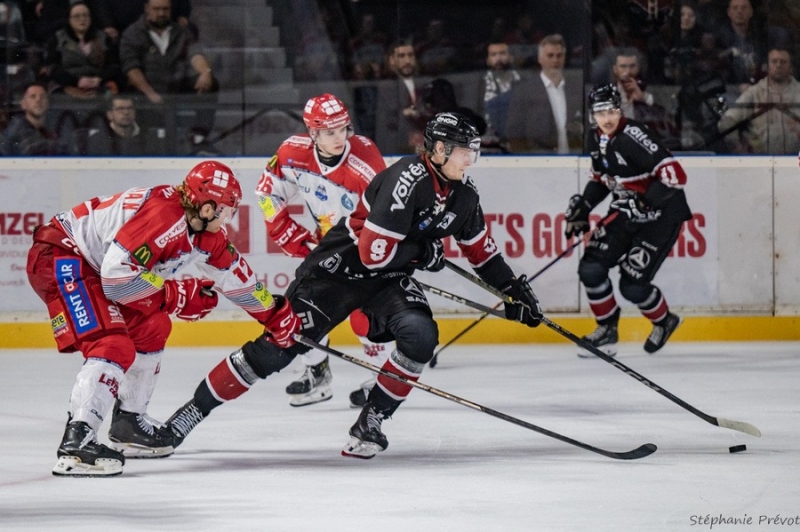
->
[1,0,799,156]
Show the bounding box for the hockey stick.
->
[429,211,618,368]
[443,259,762,438]
[294,334,656,460]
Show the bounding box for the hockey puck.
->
[729,445,747,453]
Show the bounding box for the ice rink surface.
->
[0,340,797,532]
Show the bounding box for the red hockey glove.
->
[162,278,218,321]
[262,295,301,348]
[266,211,318,258]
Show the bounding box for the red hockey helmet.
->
[303,93,350,130]
[184,160,242,211]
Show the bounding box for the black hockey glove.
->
[565,194,591,238]
[501,275,542,328]
[610,196,661,223]
[413,239,446,272]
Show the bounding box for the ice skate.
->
[52,420,125,477]
[644,313,682,354]
[341,403,388,459]
[162,399,205,449]
[108,400,174,458]
[348,376,376,408]
[286,357,333,407]
[577,322,618,358]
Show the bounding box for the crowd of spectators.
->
[2,0,800,156]
[1,0,216,155]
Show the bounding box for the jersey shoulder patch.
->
[622,123,660,154]
[387,159,428,212]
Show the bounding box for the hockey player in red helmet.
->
[25,160,300,477]
[255,92,392,407]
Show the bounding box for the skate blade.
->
[52,456,123,477]
[288,386,333,407]
[577,344,617,359]
[341,437,383,459]
[109,442,174,459]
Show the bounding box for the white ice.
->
[0,341,798,532]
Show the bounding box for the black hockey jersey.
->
[306,154,515,287]
[585,118,692,223]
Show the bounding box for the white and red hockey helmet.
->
[303,93,350,130]
[184,160,242,211]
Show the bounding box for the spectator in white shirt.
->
[506,34,583,153]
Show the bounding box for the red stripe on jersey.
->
[459,232,501,268]
[358,225,403,269]
[206,357,251,402]
[653,159,687,188]
[376,359,419,400]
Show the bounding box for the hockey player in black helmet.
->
[157,111,542,459]
[565,84,692,357]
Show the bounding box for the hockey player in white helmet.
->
[25,161,300,476]
[256,93,394,407]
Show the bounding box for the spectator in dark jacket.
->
[84,94,151,155]
[119,0,216,131]
[0,82,71,155]
[44,0,121,100]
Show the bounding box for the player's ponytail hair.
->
[175,183,200,213]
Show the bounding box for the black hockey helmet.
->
[423,112,481,158]
[588,84,622,113]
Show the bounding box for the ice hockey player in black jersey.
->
[565,84,692,358]
[156,112,542,459]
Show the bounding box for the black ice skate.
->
[286,357,333,407]
[644,313,682,354]
[163,399,205,449]
[341,403,389,459]
[577,322,619,358]
[108,400,174,458]
[348,377,376,408]
[53,420,125,477]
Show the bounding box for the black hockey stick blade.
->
[294,334,656,460]
[442,260,762,439]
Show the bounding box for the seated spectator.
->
[349,13,386,80]
[0,81,72,155]
[717,47,800,154]
[43,0,120,100]
[477,41,521,142]
[415,19,458,76]
[505,34,583,153]
[90,0,193,43]
[374,38,427,155]
[83,94,148,155]
[31,0,117,46]
[119,0,217,132]
[612,46,679,147]
[1,0,32,98]
[715,0,767,86]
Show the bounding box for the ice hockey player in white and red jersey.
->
[25,161,301,476]
[564,84,692,358]
[157,112,542,459]
[256,93,393,407]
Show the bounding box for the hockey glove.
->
[163,278,218,321]
[565,194,591,238]
[266,212,318,258]
[412,239,446,272]
[501,275,542,328]
[610,196,661,223]
[262,295,301,348]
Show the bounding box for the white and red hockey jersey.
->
[255,134,386,237]
[53,185,275,321]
